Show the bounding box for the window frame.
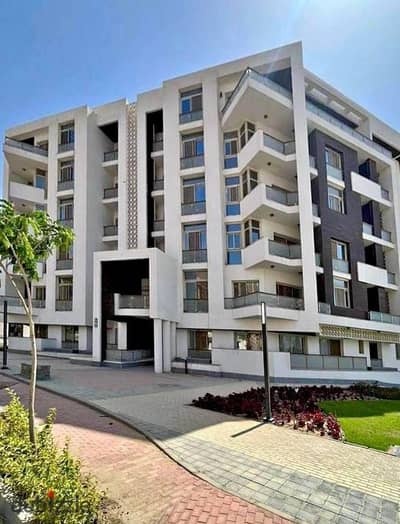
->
[333,277,351,308]
[226,224,242,265]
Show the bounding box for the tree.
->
[0,200,74,447]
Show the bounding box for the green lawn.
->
[319,400,400,452]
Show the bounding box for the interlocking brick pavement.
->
[0,379,291,524]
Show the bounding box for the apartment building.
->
[3,42,400,384]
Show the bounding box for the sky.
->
[1,0,399,189]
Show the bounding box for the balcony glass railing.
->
[382,230,392,242]
[362,223,392,242]
[381,188,390,201]
[291,354,367,370]
[306,100,392,158]
[369,311,400,324]
[312,203,319,217]
[56,259,73,270]
[119,295,149,309]
[181,201,206,215]
[326,164,344,181]
[332,258,350,273]
[153,220,165,232]
[58,142,74,153]
[387,272,396,284]
[263,133,295,155]
[103,187,118,199]
[362,222,374,235]
[152,133,163,152]
[179,109,203,124]
[266,187,298,206]
[31,299,45,308]
[268,240,301,259]
[224,292,304,310]
[184,298,208,313]
[318,302,331,314]
[180,154,204,170]
[103,225,118,236]
[104,150,118,162]
[315,253,321,266]
[57,179,74,192]
[222,67,292,114]
[153,178,164,191]
[182,249,207,263]
[58,218,73,228]
[4,137,48,157]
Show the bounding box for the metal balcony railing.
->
[268,240,301,259]
[263,133,295,155]
[370,358,383,369]
[103,225,118,236]
[182,249,207,263]
[181,201,206,215]
[56,300,72,311]
[184,299,208,313]
[103,187,118,199]
[180,154,204,170]
[224,292,304,310]
[307,100,392,158]
[362,222,374,235]
[291,354,367,370]
[266,186,298,206]
[222,67,292,114]
[153,178,164,191]
[318,302,331,314]
[382,230,392,242]
[56,259,73,270]
[61,341,79,351]
[4,137,48,157]
[152,133,163,152]
[57,179,74,192]
[31,299,45,308]
[179,109,203,124]
[118,295,149,309]
[0,296,24,308]
[104,150,118,162]
[369,311,400,324]
[58,142,74,153]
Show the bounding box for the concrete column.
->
[154,318,163,373]
[117,322,127,350]
[170,321,177,361]
[78,326,89,351]
[163,320,171,372]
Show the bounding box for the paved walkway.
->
[2,354,400,523]
[0,376,290,524]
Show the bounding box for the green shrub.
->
[350,382,400,400]
[0,390,102,523]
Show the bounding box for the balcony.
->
[332,258,350,273]
[357,261,397,290]
[152,133,163,153]
[153,220,165,232]
[56,259,73,270]
[369,311,400,325]
[103,187,118,199]
[114,293,150,317]
[183,299,208,313]
[224,292,303,310]
[104,150,118,163]
[221,68,293,130]
[153,178,164,191]
[9,181,45,205]
[326,164,344,181]
[264,133,295,155]
[58,142,74,154]
[31,299,45,309]
[241,184,299,224]
[56,300,72,311]
[103,224,118,237]
[179,110,203,125]
[180,154,204,170]
[291,354,367,371]
[362,223,393,249]
[243,238,302,270]
[181,201,206,216]
[306,100,392,158]
[4,137,48,160]
[58,218,73,228]
[351,171,391,207]
[57,179,74,192]
[182,249,207,264]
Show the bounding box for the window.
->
[181,133,204,158]
[62,326,78,344]
[189,330,212,351]
[58,198,73,221]
[333,277,350,308]
[244,219,260,246]
[60,122,74,145]
[59,159,74,182]
[276,283,302,299]
[359,341,364,354]
[320,338,341,356]
[239,121,255,149]
[35,325,48,339]
[233,281,259,297]
[328,184,345,213]
[223,131,238,169]
[279,334,305,354]
[58,245,73,261]
[153,196,164,221]
[331,240,349,273]
[35,169,46,190]
[182,177,206,214]
[226,224,242,264]
[57,276,73,301]
[241,169,258,197]
[235,332,262,351]
[225,176,240,215]
[34,286,46,301]
[9,323,26,338]
[325,147,343,180]
[396,344,400,360]
[183,223,207,251]
[180,87,202,116]
[154,158,164,182]
[184,271,208,299]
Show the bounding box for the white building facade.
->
[3,42,400,384]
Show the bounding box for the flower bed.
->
[0,390,102,524]
[192,385,363,440]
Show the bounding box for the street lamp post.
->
[2,300,9,370]
[261,301,272,421]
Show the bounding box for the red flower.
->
[47,489,55,500]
